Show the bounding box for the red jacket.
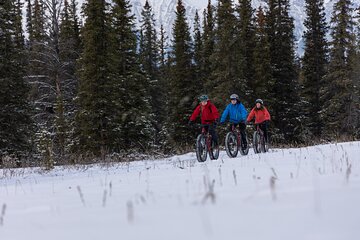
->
[246,106,271,124]
[190,101,220,124]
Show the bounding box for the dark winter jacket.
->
[246,106,271,124]
[190,101,220,124]
[220,102,248,124]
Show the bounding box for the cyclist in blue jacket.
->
[220,94,248,149]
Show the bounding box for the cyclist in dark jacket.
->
[189,95,220,145]
[220,94,248,149]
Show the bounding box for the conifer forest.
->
[1,0,360,166]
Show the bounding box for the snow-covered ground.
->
[1,142,360,240]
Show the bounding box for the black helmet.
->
[230,94,239,100]
[198,94,209,102]
[255,99,263,105]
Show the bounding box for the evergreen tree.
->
[208,0,237,106]
[202,0,215,93]
[302,0,328,138]
[59,0,82,155]
[26,0,33,48]
[321,0,355,138]
[159,24,168,69]
[139,0,165,147]
[14,0,24,48]
[0,0,32,157]
[193,10,203,89]
[253,6,273,106]
[75,0,113,156]
[28,0,47,46]
[168,0,196,148]
[140,0,158,78]
[110,0,154,151]
[266,0,302,142]
[235,0,256,104]
[157,24,171,150]
[352,7,360,138]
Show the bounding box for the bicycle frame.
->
[194,123,220,162]
[253,123,268,153]
[201,125,213,153]
[255,124,265,145]
[231,124,242,148]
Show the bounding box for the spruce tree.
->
[139,0,165,147]
[266,0,302,142]
[208,0,237,106]
[26,0,33,48]
[235,0,256,104]
[253,6,273,106]
[322,0,355,138]
[140,0,158,78]
[168,0,196,148]
[193,10,203,89]
[352,7,360,138]
[110,0,154,151]
[302,0,328,138]
[0,0,32,157]
[202,0,215,94]
[59,0,81,155]
[26,0,47,109]
[75,0,113,156]
[157,24,172,150]
[159,24,168,69]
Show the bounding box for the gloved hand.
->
[188,120,194,126]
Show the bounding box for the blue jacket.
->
[220,102,248,124]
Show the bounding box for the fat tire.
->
[239,134,249,156]
[225,132,238,158]
[263,136,270,153]
[253,131,261,154]
[209,139,219,160]
[196,134,207,162]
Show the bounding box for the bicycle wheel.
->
[263,135,270,153]
[260,136,266,153]
[239,134,249,156]
[196,134,207,162]
[209,138,219,160]
[225,132,238,158]
[253,131,261,154]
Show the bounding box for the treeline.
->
[1,0,359,166]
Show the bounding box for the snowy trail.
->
[1,142,360,240]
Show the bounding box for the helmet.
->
[255,99,263,105]
[230,94,239,100]
[198,94,209,102]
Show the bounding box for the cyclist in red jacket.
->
[189,95,220,145]
[246,99,271,142]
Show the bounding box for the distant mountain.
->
[77,0,360,55]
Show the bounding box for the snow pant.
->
[204,124,218,145]
[257,121,269,143]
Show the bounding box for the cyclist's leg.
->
[259,121,268,143]
[238,122,247,148]
[209,125,218,146]
[203,125,209,134]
